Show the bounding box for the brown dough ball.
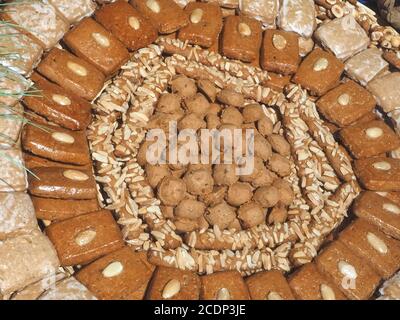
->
[239,156,265,182]
[226,182,253,207]
[171,75,197,99]
[268,205,288,225]
[205,201,236,230]
[257,117,274,137]
[147,112,183,134]
[213,164,239,186]
[137,140,166,167]
[158,176,187,206]
[174,218,199,233]
[178,113,206,131]
[200,186,227,206]
[273,179,295,206]
[254,134,272,161]
[238,202,266,229]
[175,199,206,220]
[206,113,221,129]
[268,134,291,157]
[217,89,245,108]
[251,169,276,188]
[208,103,222,115]
[242,103,264,123]
[160,206,174,219]
[268,153,291,177]
[253,186,280,208]
[184,169,214,196]
[157,93,181,113]
[188,163,212,172]
[197,79,217,102]
[228,218,242,231]
[145,164,170,188]
[221,106,244,127]
[184,93,210,117]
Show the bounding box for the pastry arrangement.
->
[0,0,400,300]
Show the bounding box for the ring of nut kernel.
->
[86,42,358,275]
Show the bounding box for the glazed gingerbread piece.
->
[130,0,189,34]
[338,219,400,279]
[28,167,97,200]
[178,2,223,48]
[0,103,24,148]
[316,241,381,300]
[200,271,250,300]
[353,157,400,191]
[261,29,300,75]
[32,197,100,221]
[76,247,155,300]
[221,15,262,63]
[339,120,400,159]
[293,48,344,96]
[0,148,27,192]
[316,80,376,127]
[22,123,91,166]
[367,72,400,113]
[146,266,201,300]
[239,0,279,28]
[383,50,400,70]
[0,66,31,108]
[23,153,93,171]
[48,0,96,24]
[46,210,124,266]
[245,270,295,300]
[288,263,347,300]
[37,48,105,101]
[64,18,130,77]
[95,1,157,51]
[354,191,400,240]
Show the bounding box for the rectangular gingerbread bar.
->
[22,123,91,166]
[46,210,124,266]
[0,148,27,192]
[353,191,400,240]
[37,48,105,101]
[338,219,400,279]
[76,247,155,300]
[200,271,250,300]
[339,120,400,159]
[177,2,223,48]
[28,167,97,200]
[23,153,92,171]
[221,15,262,63]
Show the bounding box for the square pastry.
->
[245,270,295,300]
[28,167,97,200]
[339,120,400,159]
[131,0,189,34]
[221,15,262,63]
[0,24,43,75]
[354,191,400,240]
[76,247,155,300]
[277,0,316,38]
[0,148,27,192]
[38,277,97,300]
[0,0,69,50]
[261,30,300,75]
[293,48,344,96]
[0,192,37,241]
[22,123,91,165]
[288,263,347,300]
[314,15,370,61]
[367,72,400,113]
[0,103,24,148]
[37,48,105,101]
[338,219,400,279]
[0,66,31,108]
[178,2,223,48]
[23,73,92,131]
[146,266,201,300]
[64,18,130,76]
[345,48,389,86]
[200,271,250,300]
[316,241,381,300]
[46,210,124,266]
[0,230,60,296]
[316,80,376,127]
[353,157,400,191]
[239,0,279,28]
[94,1,157,51]
[48,0,96,24]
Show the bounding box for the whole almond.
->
[146,0,160,13]
[320,284,336,300]
[337,93,350,106]
[267,291,283,300]
[372,161,391,171]
[92,32,110,47]
[367,232,388,254]
[272,34,287,50]
[365,127,383,139]
[313,58,329,71]
[190,8,203,24]
[63,169,89,181]
[383,203,400,215]
[102,261,124,278]
[238,22,251,37]
[338,261,357,279]
[51,132,75,144]
[129,16,140,30]
[67,61,88,77]
[216,288,231,300]
[52,94,71,106]
[162,279,181,299]
[75,229,96,246]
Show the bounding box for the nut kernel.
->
[146,0,160,13]
[75,229,96,246]
[367,232,388,254]
[52,94,71,106]
[102,261,124,278]
[67,61,88,77]
[190,8,203,24]
[365,127,383,139]
[92,32,110,47]
[51,132,75,144]
[238,22,251,37]
[63,169,89,181]
[313,58,329,71]
[129,16,140,30]
[162,279,181,299]
[272,34,287,50]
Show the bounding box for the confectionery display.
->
[1,0,400,301]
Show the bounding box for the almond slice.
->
[162,279,181,299]
[75,229,96,246]
[102,261,124,278]
[52,94,71,106]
